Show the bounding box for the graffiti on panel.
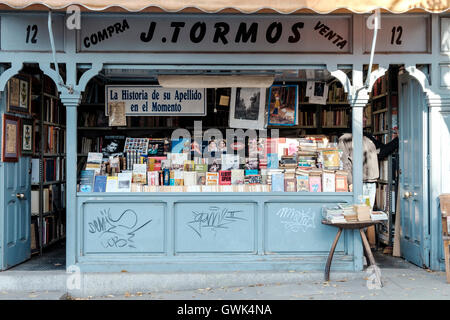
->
[88,208,152,249]
[275,207,316,233]
[187,206,247,238]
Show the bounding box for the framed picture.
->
[2,114,20,162]
[306,81,329,105]
[7,75,31,114]
[267,85,298,126]
[21,118,34,155]
[229,87,266,130]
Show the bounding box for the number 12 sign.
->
[364,15,430,53]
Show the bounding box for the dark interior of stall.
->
[8,63,422,270]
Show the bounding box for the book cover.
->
[148,156,167,171]
[309,175,322,192]
[246,174,262,185]
[335,171,348,192]
[231,169,245,185]
[174,170,184,186]
[132,164,147,184]
[183,160,195,172]
[296,175,309,192]
[245,169,259,176]
[322,171,336,192]
[147,171,160,186]
[79,170,95,192]
[183,171,197,186]
[219,170,232,185]
[197,172,206,185]
[93,175,107,192]
[105,176,118,192]
[169,153,188,170]
[245,158,259,170]
[284,178,297,192]
[206,172,219,185]
[208,159,221,172]
[194,163,208,172]
[267,153,279,169]
[171,138,190,153]
[221,154,240,170]
[271,173,285,192]
[118,172,132,192]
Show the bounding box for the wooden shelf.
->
[33,153,66,157]
[43,92,59,99]
[299,102,350,105]
[321,126,349,129]
[32,180,66,186]
[370,92,389,101]
[373,108,388,114]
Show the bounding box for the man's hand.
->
[349,184,353,192]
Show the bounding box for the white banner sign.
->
[106,86,207,116]
[79,15,352,53]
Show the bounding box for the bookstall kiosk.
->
[0,1,449,279]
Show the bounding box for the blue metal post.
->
[61,94,81,269]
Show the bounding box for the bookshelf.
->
[365,66,400,247]
[30,73,66,255]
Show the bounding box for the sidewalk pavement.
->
[0,253,448,300]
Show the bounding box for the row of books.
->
[298,111,317,127]
[374,112,389,132]
[43,96,65,125]
[323,203,388,223]
[379,159,389,181]
[36,215,61,246]
[375,184,390,212]
[80,136,104,154]
[31,184,66,215]
[320,109,349,127]
[79,167,350,193]
[327,84,348,103]
[31,158,64,183]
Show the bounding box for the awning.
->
[0,0,448,14]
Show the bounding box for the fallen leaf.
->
[28,294,37,298]
[288,270,295,273]
[54,263,62,266]
[336,279,347,282]
[124,292,131,297]
[409,278,415,281]
[106,295,114,298]
[136,292,143,296]
[232,288,242,292]
[121,270,128,273]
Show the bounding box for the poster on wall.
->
[7,75,31,115]
[229,87,266,130]
[306,81,329,105]
[267,85,298,126]
[2,114,20,162]
[21,118,34,155]
[106,85,207,117]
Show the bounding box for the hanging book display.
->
[229,87,266,130]
[267,85,298,126]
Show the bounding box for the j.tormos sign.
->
[106,86,206,116]
[79,15,351,53]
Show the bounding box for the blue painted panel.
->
[174,202,256,253]
[82,202,166,254]
[264,202,345,253]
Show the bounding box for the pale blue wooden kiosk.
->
[0,8,449,275]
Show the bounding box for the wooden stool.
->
[322,220,382,284]
[439,194,450,283]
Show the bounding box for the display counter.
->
[74,192,358,272]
